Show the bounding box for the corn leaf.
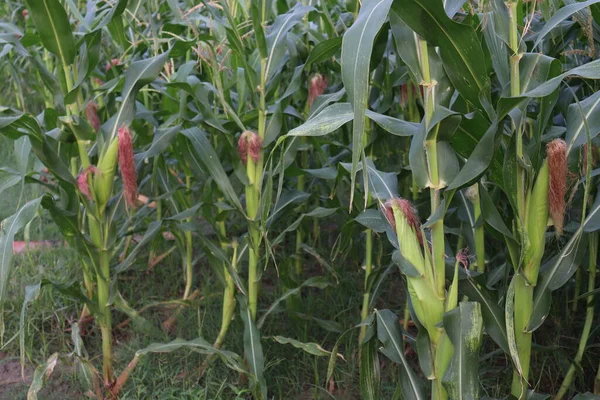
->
[360,333,381,400]
[342,0,394,209]
[270,336,332,357]
[105,51,171,144]
[288,103,353,137]
[181,128,245,215]
[532,0,600,49]
[375,309,427,400]
[25,0,75,66]
[442,302,484,399]
[240,296,267,400]
[391,0,490,111]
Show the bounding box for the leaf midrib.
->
[42,0,69,68]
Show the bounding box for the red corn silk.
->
[105,58,120,72]
[77,166,100,200]
[118,127,138,207]
[308,74,328,108]
[238,131,262,164]
[383,197,423,245]
[547,139,567,235]
[85,102,101,133]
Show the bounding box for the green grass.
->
[1,234,393,398]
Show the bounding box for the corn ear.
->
[390,200,424,274]
[524,160,549,284]
[387,199,444,343]
[94,137,119,212]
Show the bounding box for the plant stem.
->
[246,26,268,320]
[572,267,581,313]
[508,3,537,397]
[508,0,524,222]
[183,175,194,300]
[511,273,533,398]
[555,233,598,399]
[417,35,444,298]
[89,217,114,386]
[416,34,448,400]
[295,138,307,277]
[359,227,373,344]
[470,185,485,273]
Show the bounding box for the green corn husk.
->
[511,160,550,397]
[390,201,444,343]
[524,159,549,284]
[94,137,119,212]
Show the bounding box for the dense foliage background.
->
[1,0,600,399]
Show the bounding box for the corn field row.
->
[1,0,600,399]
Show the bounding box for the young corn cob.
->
[384,198,451,399]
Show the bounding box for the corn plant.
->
[3,0,600,398]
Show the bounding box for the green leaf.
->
[452,111,504,186]
[479,4,510,88]
[114,221,163,273]
[529,231,588,331]
[270,336,333,357]
[389,10,422,82]
[264,4,311,82]
[497,53,562,120]
[532,0,600,49]
[442,302,484,400]
[444,0,467,18]
[240,296,267,400]
[505,274,524,379]
[257,276,332,329]
[250,3,267,59]
[137,124,182,162]
[0,113,75,185]
[327,328,354,385]
[447,119,499,190]
[106,51,171,144]
[341,0,394,208]
[459,278,509,354]
[566,90,600,155]
[497,58,600,120]
[135,337,246,374]
[25,0,76,66]
[198,235,246,296]
[392,0,490,111]
[479,184,513,238]
[288,103,353,137]
[529,197,600,332]
[375,309,427,400]
[20,283,41,380]
[360,333,381,400]
[0,197,42,336]
[356,209,388,233]
[572,394,600,400]
[366,160,398,200]
[306,37,342,68]
[366,110,419,137]
[267,190,310,226]
[65,32,101,103]
[181,128,245,215]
